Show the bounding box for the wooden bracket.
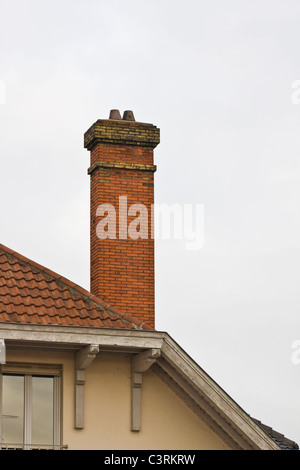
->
[131,348,161,432]
[75,344,99,429]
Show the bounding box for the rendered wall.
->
[5,349,230,450]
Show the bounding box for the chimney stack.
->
[84,111,160,328]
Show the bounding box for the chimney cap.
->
[123,110,135,121]
[109,109,122,120]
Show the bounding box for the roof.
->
[253,419,299,451]
[0,242,297,450]
[0,243,152,331]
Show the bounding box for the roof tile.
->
[253,419,299,450]
[0,243,153,330]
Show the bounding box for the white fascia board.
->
[0,322,164,351]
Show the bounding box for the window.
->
[0,363,62,450]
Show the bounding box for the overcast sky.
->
[1,0,300,446]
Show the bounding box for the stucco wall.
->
[5,349,230,450]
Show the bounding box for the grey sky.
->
[1,0,300,445]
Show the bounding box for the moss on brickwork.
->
[84,119,160,151]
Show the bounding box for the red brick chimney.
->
[84,110,160,328]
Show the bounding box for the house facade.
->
[0,111,297,450]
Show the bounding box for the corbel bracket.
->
[0,339,6,364]
[75,344,99,429]
[131,348,161,431]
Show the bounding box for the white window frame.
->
[0,363,62,450]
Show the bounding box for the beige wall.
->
[5,349,230,450]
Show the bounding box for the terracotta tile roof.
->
[0,243,153,330]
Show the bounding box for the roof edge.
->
[0,322,286,450]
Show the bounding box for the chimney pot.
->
[109,109,122,120]
[123,110,135,121]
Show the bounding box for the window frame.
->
[0,363,62,450]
